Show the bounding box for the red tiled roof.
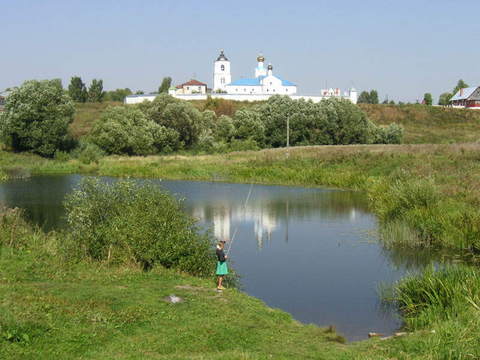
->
[180,79,207,87]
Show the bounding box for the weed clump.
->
[64,178,216,276]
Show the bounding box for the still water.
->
[0,175,428,341]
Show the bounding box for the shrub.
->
[0,80,75,157]
[371,123,404,144]
[53,150,70,162]
[213,115,235,142]
[74,142,105,164]
[233,110,266,145]
[255,95,400,147]
[64,178,216,275]
[90,106,172,155]
[161,102,203,148]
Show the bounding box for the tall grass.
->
[393,265,480,328]
[377,265,480,359]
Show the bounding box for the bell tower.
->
[213,50,231,92]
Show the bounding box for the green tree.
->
[438,92,452,106]
[452,79,469,96]
[90,106,177,155]
[68,76,87,102]
[159,102,203,148]
[233,110,266,146]
[88,79,105,102]
[357,91,371,104]
[423,93,433,106]
[369,90,379,104]
[0,80,75,157]
[104,88,132,102]
[213,115,235,142]
[158,77,172,93]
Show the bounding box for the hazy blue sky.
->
[2,0,479,102]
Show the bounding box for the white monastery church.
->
[214,51,297,96]
[125,50,357,104]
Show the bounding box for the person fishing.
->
[216,240,228,290]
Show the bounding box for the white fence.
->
[125,93,357,105]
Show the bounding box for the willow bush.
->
[64,178,215,275]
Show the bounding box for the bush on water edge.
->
[63,178,216,275]
[1,179,217,277]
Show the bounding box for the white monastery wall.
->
[125,93,357,104]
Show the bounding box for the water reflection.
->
[185,184,370,250]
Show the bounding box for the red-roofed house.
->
[171,79,208,95]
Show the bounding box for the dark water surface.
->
[0,175,429,341]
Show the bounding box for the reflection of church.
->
[193,202,278,249]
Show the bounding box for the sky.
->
[1,0,479,102]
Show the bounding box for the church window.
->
[221,65,225,71]
[244,88,246,92]
[221,78,225,84]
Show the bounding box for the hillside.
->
[359,104,480,143]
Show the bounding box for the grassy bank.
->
[360,104,480,144]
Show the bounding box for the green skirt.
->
[216,261,228,275]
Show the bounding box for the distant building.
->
[170,79,208,95]
[450,87,480,109]
[214,51,297,96]
[125,50,358,104]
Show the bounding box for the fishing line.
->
[226,182,254,256]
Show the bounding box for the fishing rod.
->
[226,183,254,256]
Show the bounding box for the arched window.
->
[221,77,225,84]
[221,65,225,71]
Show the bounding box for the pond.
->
[0,175,433,341]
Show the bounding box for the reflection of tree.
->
[0,175,80,231]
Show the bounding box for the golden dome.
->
[257,54,265,62]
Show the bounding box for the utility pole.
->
[286,115,290,158]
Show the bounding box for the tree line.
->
[68,76,173,103]
[0,79,404,159]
